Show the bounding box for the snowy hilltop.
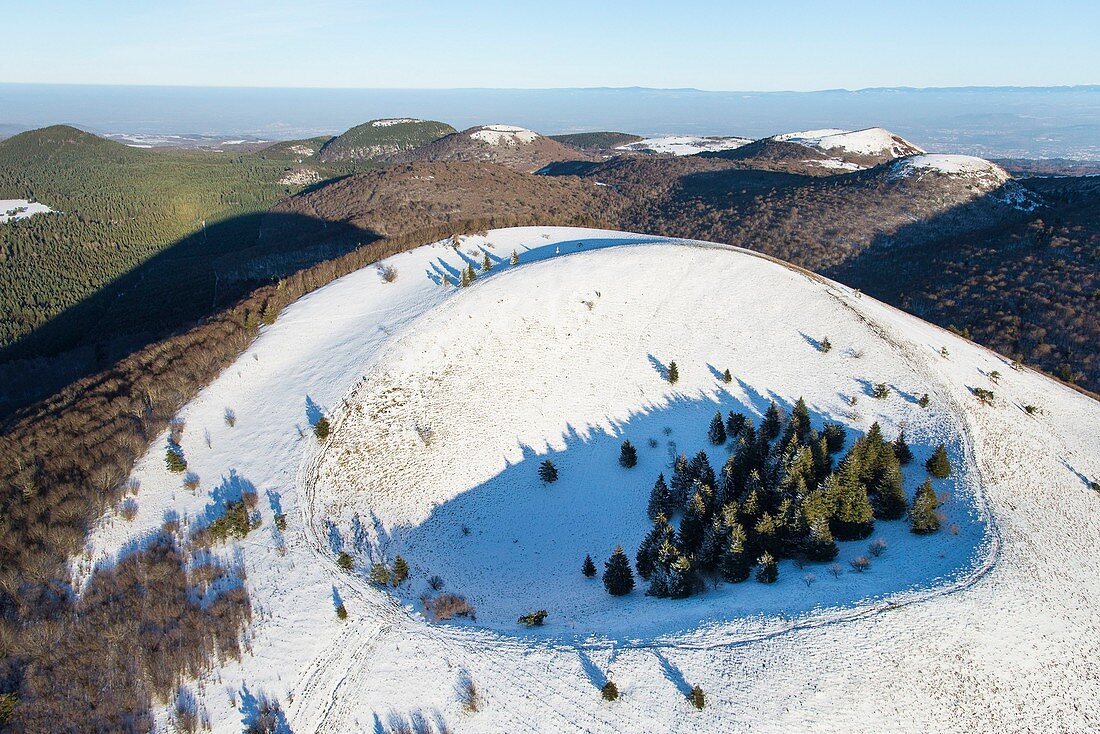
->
[78,227,1099,733]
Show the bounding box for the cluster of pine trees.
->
[629,399,944,599]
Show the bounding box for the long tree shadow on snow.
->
[385,384,987,640]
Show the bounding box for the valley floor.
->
[78,228,1100,733]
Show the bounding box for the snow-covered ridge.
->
[774,127,924,158]
[468,124,540,146]
[1,199,54,223]
[616,135,752,156]
[370,118,421,127]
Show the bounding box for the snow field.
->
[71,227,1100,733]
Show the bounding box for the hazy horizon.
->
[3,83,1099,159]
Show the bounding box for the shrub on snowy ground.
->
[335,603,347,620]
[224,407,237,427]
[803,573,816,587]
[688,685,706,710]
[828,563,843,579]
[973,387,995,405]
[869,538,888,557]
[619,440,637,468]
[336,552,355,571]
[367,562,389,583]
[459,677,480,713]
[517,609,547,627]
[1024,404,1039,415]
[183,472,200,491]
[601,681,619,701]
[510,249,519,265]
[603,546,635,596]
[119,498,138,521]
[873,382,891,399]
[428,574,445,591]
[197,500,260,545]
[538,459,558,483]
[850,556,871,573]
[919,393,931,407]
[926,444,952,478]
[379,264,398,283]
[427,593,476,622]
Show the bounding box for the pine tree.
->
[926,443,952,478]
[582,554,597,578]
[708,411,727,445]
[755,552,779,583]
[821,336,832,353]
[165,449,187,473]
[603,546,635,596]
[893,431,914,465]
[762,401,781,441]
[638,515,675,581]
[697,516,727,573]
[909,479,941,534]
[678,492,708,555]
[790,397,811,444]
[823,422,846,453]
[827,458,874,541]
[667,555,694,599]
[718,523,751,582]
[688,685,706,710]
[510,249,519,265]
[918,393,930,408]
[314,416,331,441]
[726,412,746,438]
[801,490,839,561]
[669,454,691,508]
[689,450,716,491]
[392,555,409,586]
[601,681,619,701]
[481,252,492,271]
[722,368,732,383]
[647,473,675,521]
[667,361,679,384]
[538,459,558,483]
[619,440,638,468]
[872,447,907,521]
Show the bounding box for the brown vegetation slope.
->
[392,125,595,172]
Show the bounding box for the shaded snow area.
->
[774,127,924,158]
[372,118,421,127]
[317,248,983,636]
[468,125,540,146]
[616,135,752,156]
[805,159,864,171]
[889,154,1040,211]
[77,227,1100,732]
[1,198,54,222]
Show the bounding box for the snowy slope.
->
[773,127,924,159]
[616,135,753,156]
[468,124,540,146]
[78,227,1100,733]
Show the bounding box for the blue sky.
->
[3,0,1098,90]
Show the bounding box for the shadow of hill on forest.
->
[0,210,374,418]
